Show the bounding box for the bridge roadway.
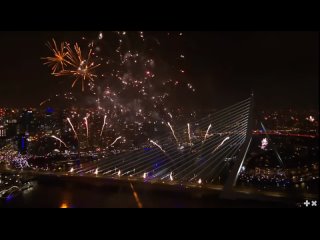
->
[1,165,317,205]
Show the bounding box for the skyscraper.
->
[0,125,6,138]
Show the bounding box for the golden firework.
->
[54,43,101,91]
[42,39,69,73]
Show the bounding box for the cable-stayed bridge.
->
[74,96,254,195]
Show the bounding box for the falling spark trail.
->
[67,118,78,139]
[150,140,166,153]
[168,122,179,145]
[84,116,89,139]
[169,172,174,181]
[187,123,192,146]
[84,117,89,139]
[100,115,107,137]
[110,136,122,147]
[212,136,230,153]
[51,135,68,148]
[204,124,212,142]
[40,99,50,106]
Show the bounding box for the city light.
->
[0,31,318,208]
[60,203,69,208]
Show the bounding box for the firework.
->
[67,118,78,139]
[42,39,69,73]
[169,172,174,181]
[260,138,268,150]
[98,32,103,40]
[44,41,101,91]
[150,140,166,153]
[42,32,196,149]
[110,136,122,147]
[64,45,100,91]
[100,115,107,137]
[51,135,68,148]
[204,124,212,142]
[212,136,230,153]
[40,99,51,106]
[84,115,89,139]
[168,122,179,145]
[306,115,315,123]
[187,123,192,146]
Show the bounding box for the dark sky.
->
[0,31,318,110]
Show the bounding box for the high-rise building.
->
[19,110,36,134]
[6,119,17,138]
[0,125,6,138]
[0,108,5,118]
[17,134,27,154]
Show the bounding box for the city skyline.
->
[0,31,318,208]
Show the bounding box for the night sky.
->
[0,31,318,110]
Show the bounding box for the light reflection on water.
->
[0,178,293,208]
[60,203,69,208]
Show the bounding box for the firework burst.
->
[44,41,101,91]
[57,43,101,91]
[42,39,69,73]
[42,32,196,149]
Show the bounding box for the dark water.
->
[0,176,294,208]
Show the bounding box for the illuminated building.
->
[19,110,36,134]
[17,134,28,154]
[0,108,5,118]
[6,119,17,138]
[0,126,6,138]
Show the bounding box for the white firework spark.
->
[67,118,78,139]
[100,115,107,137]
[187,123,192,146]
[150,140,166,153]
[168,122,179,145]
[212,136,230,153]
[169,172,174,181]
[84,115,89,139]
[110,136,122,147]
[204,124,212,142]
[51,135,68,148]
